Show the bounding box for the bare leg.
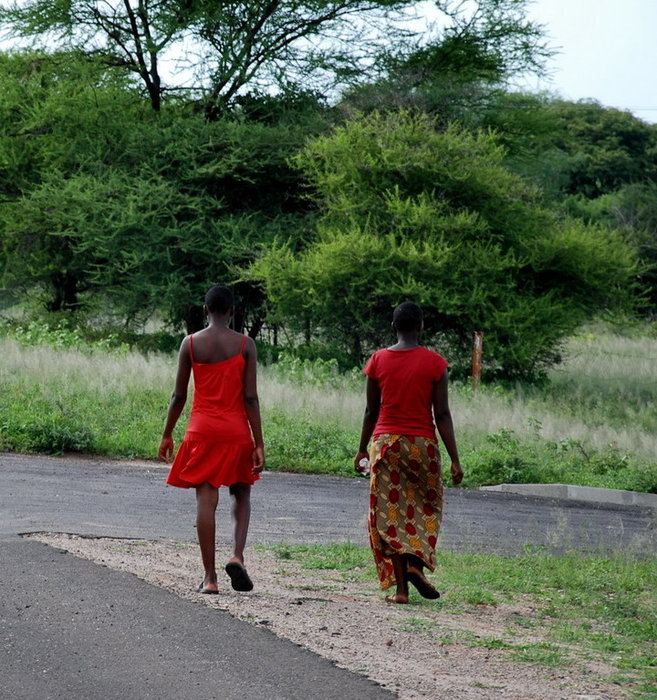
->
[228,482,251,564]
[195,483,219,591]
[405,553,425,572]
[386,554,409,604]
[404,553,440,599]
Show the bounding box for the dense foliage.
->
[0,0,654,378]
[0,52,323,332]
[251,111,637,377]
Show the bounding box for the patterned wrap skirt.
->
[368,434,444,590]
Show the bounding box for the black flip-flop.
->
[407,571,440,599]
[197,582,219,595]
[224,561,254,592]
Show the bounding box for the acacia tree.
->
[1,0,552,117]
[250,111,638,378]
[341,0,552,122]
[0,52,319,330]
[0,0,418,113]
[0,51,149,310]
[0,0,188,110]
[562,182,657,315]
[188,0,415,118]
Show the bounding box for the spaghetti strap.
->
[188,334,195,363]
[239,334,248,355]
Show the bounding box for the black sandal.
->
[224,561,254,592]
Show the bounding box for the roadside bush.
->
[265,409,356,477]
[463,429,544,485]
[461,429,657,493]
[24,421,95,455]
[252,111,638,379]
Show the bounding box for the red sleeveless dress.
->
[166,334,258,489]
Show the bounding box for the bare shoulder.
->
[243,335,257,355]
[179,334,191,354]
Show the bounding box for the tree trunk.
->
[233,302,245,334]
[147,73,161,111]
[351,333,362,364]
[47,271,79,312]
[183,304,205,335]
[247,312,265,339]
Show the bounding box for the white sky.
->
[519,0,657,123]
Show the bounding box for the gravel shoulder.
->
[28,533,625,700]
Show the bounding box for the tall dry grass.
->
[1,330,656,485]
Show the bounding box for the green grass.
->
[270,542,372,571]
[267,542,657,693]
[1,323,657,492]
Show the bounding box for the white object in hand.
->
[359,457,370,476]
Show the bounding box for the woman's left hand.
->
[450,461,464,486]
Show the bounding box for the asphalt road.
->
[2,452,656,555]
[2,452,656,700]
[1,537,391,700]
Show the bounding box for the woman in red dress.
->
[354,302,463,604]
[159,285,265,594]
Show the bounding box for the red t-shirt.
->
[363,346,448,439]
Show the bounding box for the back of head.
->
[392,301,423,333]
[205,285,234,315]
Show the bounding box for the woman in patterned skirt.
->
[354,302,463,604]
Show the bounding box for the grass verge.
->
[266,542,657,695]
[2,327,657,492]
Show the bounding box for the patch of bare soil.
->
[27,533,625,700]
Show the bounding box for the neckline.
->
[385,346,422,352]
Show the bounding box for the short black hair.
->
[392,301,423,333]
[205,285,234,315]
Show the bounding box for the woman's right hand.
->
[158,436,174,463]
[354,450,369,474]
[450,461,464,485]
[253,446,265,474]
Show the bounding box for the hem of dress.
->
[166,473,259,489]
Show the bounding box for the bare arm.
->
[354,376,381,473]
[158,336,192,462]
[243,337,265,473]
[432,371,463,485]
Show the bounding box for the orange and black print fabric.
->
[368,434,444,590]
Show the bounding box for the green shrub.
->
[265,409,357,477]
[461,428,657,492]
[463,429,544,485]
[24,420,95,455]
[252,111,638,379]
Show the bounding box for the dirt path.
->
[29,533,625,700]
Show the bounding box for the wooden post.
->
[471,331,484,389]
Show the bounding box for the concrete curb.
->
[480,483,657,509]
